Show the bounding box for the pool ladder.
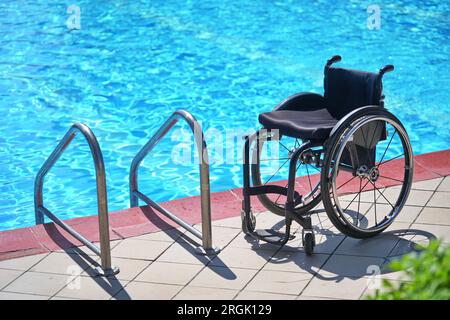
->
[34,109,220,277]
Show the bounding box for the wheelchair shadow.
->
[244,209,436,282]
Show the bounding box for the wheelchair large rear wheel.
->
[251,131,322,216]
[321,110,414,238]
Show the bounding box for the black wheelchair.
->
[242,55,414,255]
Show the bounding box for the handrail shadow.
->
[139,206,236,280]
[42,224,130,300]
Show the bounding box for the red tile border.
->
[0,149,449,261]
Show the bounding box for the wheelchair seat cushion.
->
[259,108,338,140]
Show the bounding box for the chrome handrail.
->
[34,123,119,276]
[129,109,220,255]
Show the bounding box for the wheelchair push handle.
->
[326,55,342,67]
[379,64,394,76]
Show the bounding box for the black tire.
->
[303,233,315,256]
[251,133,322,216]
[320,108,414,238]
[242,211,256,234]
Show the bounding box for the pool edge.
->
[1,148,449,261]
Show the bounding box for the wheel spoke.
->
[377,153,404,167]
[278,141,291,153]
[368,180,395,209]
[342,179,371,213]
[264,158,290,185]
[306,165,313,192]
[373,184,377,225]
[336,175,358,191]
[377,129,397,167]
[307,164,321,173]
[274,161,301,205]
[357,177,362,225]
[379,175,404,183]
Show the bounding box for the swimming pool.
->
[1,0,449,230]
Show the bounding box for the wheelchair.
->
[242,55,414,255]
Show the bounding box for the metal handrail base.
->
[34,123,119,277]
[129,109,220,256]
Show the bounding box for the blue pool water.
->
[0,1,449,230]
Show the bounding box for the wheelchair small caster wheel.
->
[303,232,315,256]
[241,210,256,234]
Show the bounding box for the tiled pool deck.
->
[0,150,449,300]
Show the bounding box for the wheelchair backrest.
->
[324,66,382,120]
[323,57,392,168]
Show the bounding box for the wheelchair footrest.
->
[251,229,295,245]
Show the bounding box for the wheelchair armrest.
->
[273,92,325,111]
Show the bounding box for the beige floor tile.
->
[412,178,442,191]
[310,211,343,235]
[135,261,202,285]
[415,207,450,225]
[0,254,48,271]
[174,286,238,300]
[55,240,122,256]
[339,190,380,203]
[264,251,329,274]
[245,270,312,295]
[379,187,433,207]
[113,281,182,300]
[157,241,216,265]
[254,212,287,230]
[427,192,450,208]
[0,269,23,290]
[83,257,151,280]
[3,271,68,296]
[190,266,257,290]
[132,228,183,242]
[409,223,450,243]
[209,247,273,269]
[334,233,400,257]
[384,221,412,233]
[393,206,422,223]
[57,275,126,300]
[202,226,241,248]
[318,255,385,278]
[302,275,369,300]
[30,252,94,276]
[296,295,340,300]
[235,291,296,300]
[227,233,282,251]
[0,291,49,300]
[112,239,172,260]
[212,215,242,229]
[50,296,80,300]
[281,232,345,254]
[403,189,434,207]
[437,176,450,192]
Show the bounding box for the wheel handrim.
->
[328,115,413,233]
